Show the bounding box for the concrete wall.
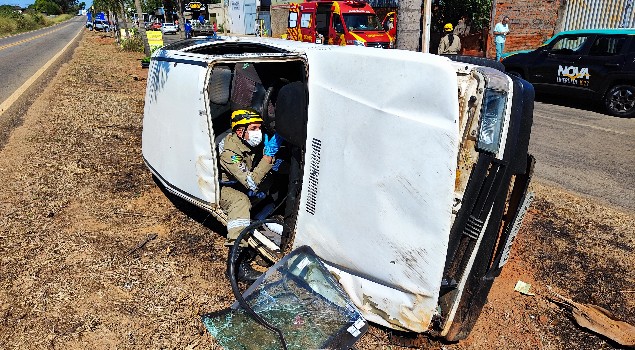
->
[487,0,564,58]
[270,5,290,38]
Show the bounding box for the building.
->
[488,0,635,58]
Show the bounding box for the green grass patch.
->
[0,11,73,37]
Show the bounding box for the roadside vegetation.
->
[0,5,73,37]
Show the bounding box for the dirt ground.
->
[0,32,633,349]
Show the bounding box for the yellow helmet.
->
[231,109,263,130]
[444,23,453,32]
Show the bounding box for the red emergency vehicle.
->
[286,0,392,48]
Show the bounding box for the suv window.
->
[550,35,590,55]
[588,35,626,56]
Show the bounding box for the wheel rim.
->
[608,87,635,114]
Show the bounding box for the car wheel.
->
[604,85,635,118]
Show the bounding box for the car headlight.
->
[477,89,507,154]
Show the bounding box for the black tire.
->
[441,55,506,72]
[604,84,635,118]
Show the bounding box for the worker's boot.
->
[227,247,262,284]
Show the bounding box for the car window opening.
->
[209,60,307,251]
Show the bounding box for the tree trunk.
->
[175,0,186,38]
[134,0,151,56]
[119,1,130,40]
[396,0,423,51]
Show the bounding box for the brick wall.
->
[487,0,564,59]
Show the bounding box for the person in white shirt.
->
[493,16,510,61]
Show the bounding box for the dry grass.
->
[0,32,632,350]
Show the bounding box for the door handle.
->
[604,63,620,67]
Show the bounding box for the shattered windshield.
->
[202,247,367,350]
[343,14,382,31]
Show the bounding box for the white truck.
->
[141,36,535,341]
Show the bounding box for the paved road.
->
[0,16,85,105]
[530,99,635,212]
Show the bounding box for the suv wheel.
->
[605,85,635,118]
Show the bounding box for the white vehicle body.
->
[142,36,535,340]
[161,22,178,34]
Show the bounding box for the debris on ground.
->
[547,287,635,347]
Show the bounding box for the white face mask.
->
[245,129,262,147]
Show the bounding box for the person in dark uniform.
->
[218,109,283,282]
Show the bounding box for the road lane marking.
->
[0,23,73,51]
[536,114,631,136]
[0,25,83,117]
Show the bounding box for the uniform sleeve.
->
[438,38,446,54]
[220,149,272,192]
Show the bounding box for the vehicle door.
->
[287,6,300,41]
[315,2,332,43]
[382,12,396,39]
[528,34,593,94]
[294,48,460,331]
[299,7,316,43]
[582,34,629,95]
[142,52,219,208]
[330,12,346,45]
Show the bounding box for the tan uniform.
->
[218,133,273,245]
[438,34,461,55]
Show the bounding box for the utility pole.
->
[421,0,431,52]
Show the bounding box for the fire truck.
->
[286,0,393,48]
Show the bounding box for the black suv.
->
[502,29,635,117]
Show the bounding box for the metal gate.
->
[559,0,635,31]
[244,0,257,34]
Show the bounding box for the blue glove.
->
[248,190,266,199]
[264,133,283,157]
[272,159,283,172]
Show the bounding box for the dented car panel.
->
[142,50,220,207]
[141,36,535,341]
[293,48,460,332]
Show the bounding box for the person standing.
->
[493,16,510,61]
[184,20,192,38]
[438,23,461,55]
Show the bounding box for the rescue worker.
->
[219,109,283,282]
[438,23,461,55]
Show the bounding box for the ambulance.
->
[286,0,393,48]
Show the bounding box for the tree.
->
[34,0,62,15]
[396,0,492,51]
[134,0,151,55]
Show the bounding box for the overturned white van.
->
[142,36,535,341]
